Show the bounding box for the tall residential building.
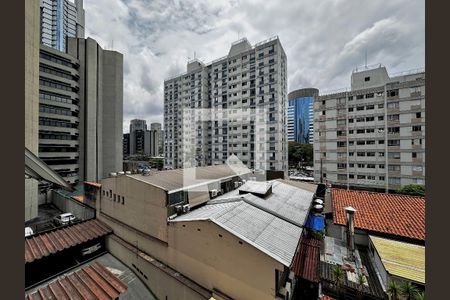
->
[38,37,123,185]
[287,88,318,144]
[313,64,425,192]
[149,122,163,156]
[40,0,85,51]
[25,0,41,221]
[164,36,288,173]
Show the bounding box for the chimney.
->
[344,206,357,260]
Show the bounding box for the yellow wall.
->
[168,220,285,300]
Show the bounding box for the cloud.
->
[83,0,424,133]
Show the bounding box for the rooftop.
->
[291,236,321,282]
[331,189,425,242]
[170,180,315,266]
[370,235,425,284]
[25,219,112,264]
[128,164,251,193]
[25,253,156,300]
[25,261,127,300]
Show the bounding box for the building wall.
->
[314,66,425,191]
[164,37,288,173]
[25,0,41,221]
[287,88,318,144]
[106,236,209,300]
[168,220,284,300]
[67,37,123,182]
[99,176,169,243]
[38,45,81,184]
[101,50,123,177]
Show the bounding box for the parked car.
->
[81,243,102,256]
[25,227,34,237]
[53,213,77,226]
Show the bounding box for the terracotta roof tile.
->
[331,189,425,241]
[25,219,112,264]
[25,262,127,300]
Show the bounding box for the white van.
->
[25,227,34,237]
[53,213,77,226]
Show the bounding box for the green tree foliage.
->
[388,280,400,300]
[288,142,313,167]
[400,282,419,300]
[397,184,425,197]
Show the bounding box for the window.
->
[337,141,347,147]
[388,114,399,121]
[337,163,347,169]
[379,152,385,157]
[366,117,374,122]
[367,164,376,169]
[356,106,365,111]
[367,152,376,157]
[366,140,375,145]
[122,196,125,205]
[379,164,385,169]
[349,130,354,134]
[389,177,401,185]
[366,105,375,110]
[416,112,422,118]
[356,117,365,123]
[388,127,400,134]
[366,93,374,98]
[388,165,401,171]
[348,107,354,112]
[387,89,399,97]
[366,128,375,133]
[349,163,355,168]
[357,129,365,134]
[349,174,355,179]
[412,125,422,132]
[349,141,354,146]
[356,140,365,145]
[388,152,401,159]
[356,95,364,100]
[378,104,384,109]
[321,111,326,116]
[367,175,376,180]
[413,165,423,172]
[387,102,399,109]
[379,176,385,181]
[357,152,366,157]
[337,119,346,126]
[412,138,423,145]
[357,175,366,179]
[338,174,347,180]
[412,152,417,158]
[388,140,400,146]
[348,96,354,100]
[349,152,354,156]
[358,164,365,168]
[378,116,384,121]
[349,118,354,123]
[364,76,370,82]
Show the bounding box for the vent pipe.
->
[345,206,357,260]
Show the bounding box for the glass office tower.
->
[40,0,85,51]
[287,88,319,144]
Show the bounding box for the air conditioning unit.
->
[234,181,240,188]
[182,204,190,213]
[211,189,218,197]
[175,205,183,215]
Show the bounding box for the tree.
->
[396,184,425,197]
[332,265,345,299]
[400,282,419,300]
[288,142,313,168]
[414,291,425,300]
[356,273,366,299]
[388,281,400,300]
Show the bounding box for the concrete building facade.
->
[126,120,164,157]
[40,0,85,51]
[96,165,315,300]
[38,44,81,184]
[313,65,425,192]
[66,37,124,182]
[164,36,288,173]
[25,0,41,221]
[287,88,318,144]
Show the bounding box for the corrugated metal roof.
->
[238,181,272,196]
[25,261,127,300]
[291,237,321,282]
[25,219,112,264]
[129,164,251,192]
[213,180,314,226]
[370,235,425,284]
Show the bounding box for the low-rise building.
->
[96,165,317,300]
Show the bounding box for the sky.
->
[83,0,425,133]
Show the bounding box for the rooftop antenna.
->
[238,30,240,40]
[194,51,196,60]
[365,48,368,69]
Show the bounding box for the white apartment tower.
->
[313,65,425,192]
[164,37,288,173]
